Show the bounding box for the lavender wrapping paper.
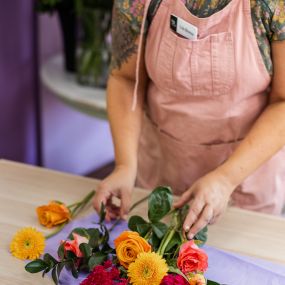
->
[46,213,285,285]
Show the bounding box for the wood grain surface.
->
[1,159,285,284]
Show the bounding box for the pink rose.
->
[62,233,89,258]
[177,241,208,274]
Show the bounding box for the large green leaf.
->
[25,259,48,273]
[68,228,89,239]
[148,186,173,223]
[152,222,168,239]
[194,226,208,247]
[128,215,150,236]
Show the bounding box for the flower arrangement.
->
[23,186,220,285]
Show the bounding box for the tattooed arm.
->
[93,0,148,220]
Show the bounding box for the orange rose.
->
[114,231,151,268]
[189,273,206,285]
[177,241,208,274]
[36,201,71,228]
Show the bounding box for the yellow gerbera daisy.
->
[128,252,168,285]
[10,227,45,260]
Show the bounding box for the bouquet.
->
[25,186,220,285]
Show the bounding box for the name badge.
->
[170,14,198,40]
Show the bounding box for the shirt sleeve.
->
[115,0,145,35]
[110,0,145,70]
[271,0,285,41]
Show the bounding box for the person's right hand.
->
[93,165,136,221]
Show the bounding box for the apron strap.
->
[132,0,152,111]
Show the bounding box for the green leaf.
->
[101,243,114,254]
[57,243,65,260]
[87,228,100,248]
[64,260,79,279]
[148,186,173,223]
[79,243,92,258]
[25,259,49,273]
[150,232,161,251]
[207,280,221,285]
[42,267,50,278]
[68,228,89,239]
[152,222,168,239]
[51,266,59,285]
[43,253,57,267]
[194,226,208,247]
[128,216,150,236]
[70,262,79,279]
[56,263,65,281]
[88,252,107,270]
[66,250,77,260]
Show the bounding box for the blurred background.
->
[0,0,115,178]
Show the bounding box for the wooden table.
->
[1,160,285,284]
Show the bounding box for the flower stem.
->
[157,227,176,256]
[108,194,150,232]
[70,190,95,218]
[45,222,67,239]
[144,229,152,240]
[129,195,149,212]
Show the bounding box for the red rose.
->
[177,241,208,274]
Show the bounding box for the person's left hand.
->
[173,171,235,240]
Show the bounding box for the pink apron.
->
[136,0,285,214]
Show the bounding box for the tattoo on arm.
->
[110,2,141,71]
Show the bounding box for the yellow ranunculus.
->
[36,201,71,228]
[114,231,151,268]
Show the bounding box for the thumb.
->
[173,190,192,208]
[120,190,132,220]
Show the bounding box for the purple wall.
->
[0,0,37,164]
[0,2,114,174]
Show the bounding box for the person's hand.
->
[93,165,136,221]
[173,171,235,239]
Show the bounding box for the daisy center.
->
[24,240,32,248]
[142,266,153,279]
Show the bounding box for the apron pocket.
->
[171,31,235,97]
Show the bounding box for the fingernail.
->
[184,226,190,232]
[188,233,194,240]
[123,214,128,220]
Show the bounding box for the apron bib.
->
[137,0,285,214]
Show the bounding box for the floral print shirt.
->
[113,0,285,75]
